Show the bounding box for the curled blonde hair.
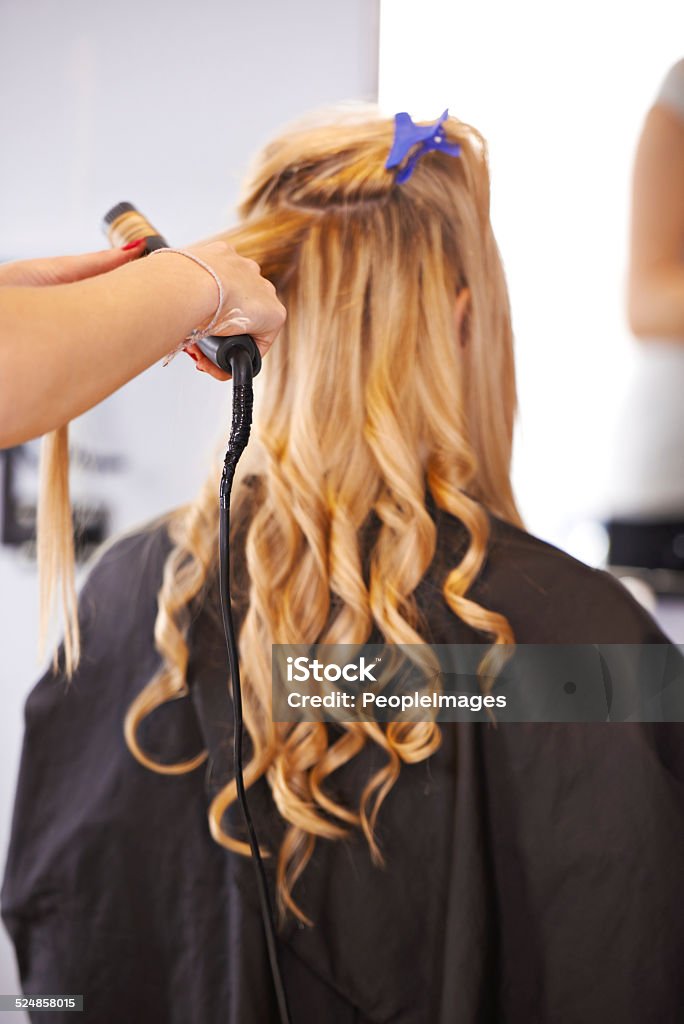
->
[41,107,522,922]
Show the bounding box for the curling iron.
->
[102,203,292,1024]
[102,202,262,375]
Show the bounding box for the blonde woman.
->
[3,109,683,1024]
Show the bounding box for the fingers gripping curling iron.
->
[102,202,262,375]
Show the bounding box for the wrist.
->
[147,248,222,335]
[140,249,219,332]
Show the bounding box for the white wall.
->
[0,0,379,1003]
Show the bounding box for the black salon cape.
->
[3,494,684,1024]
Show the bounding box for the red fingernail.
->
[122,239,146,251]
[185,350,198,362]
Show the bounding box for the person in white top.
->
[607,59,684,576]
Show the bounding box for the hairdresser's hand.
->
[0,242,146,287]
[0,238,271,448]
[182,240,286,381]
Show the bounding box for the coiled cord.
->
[219,348,292,1024]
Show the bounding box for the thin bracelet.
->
[148,247,224,363]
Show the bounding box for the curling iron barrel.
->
[101,202,262,378]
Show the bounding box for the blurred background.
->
[1,0,684,1006]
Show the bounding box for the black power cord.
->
[219,345,292,1024]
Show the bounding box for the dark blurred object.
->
[1,445,115,559]
[0,446,33,546]
[607,517,684,594]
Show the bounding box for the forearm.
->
[0,255,215,447]
[628,264,684,340]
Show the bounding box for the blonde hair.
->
[39,106,522,922]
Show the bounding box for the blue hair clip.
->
[385,108,461,184]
